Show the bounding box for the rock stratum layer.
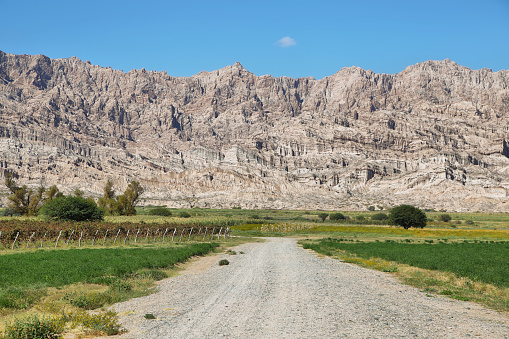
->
[1,51,509,211]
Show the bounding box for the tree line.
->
[3,172,143,221]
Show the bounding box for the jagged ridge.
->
[1,51,509,211]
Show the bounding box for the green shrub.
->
[388,205,427,229]
[329,212,346,221]
[317,213,329,221]
[439,214,452,222]
[367,206,375,211]
[38,196,104,221]
[371,213,388,221]
[218,259,229,266]
[147,207,172,216]
[144,313,156,320]
[71,311,121,336]
[2,315,64,339]
[355,215,365,221]
[177,211,191,218]
[63,292,114,310]
[249,214,260,219]
[0,288,46,310]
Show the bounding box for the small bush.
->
[219,259,230,266]
[371,213,388,221]
[317,213,329,221]
[144,313,156,320]
[3,315,64,339]
[249,214,260,219]
[439,214,452,222]
[38,196,104,221]
[71,311,122,336]
[110,280,132,293]
[147,207,172,216]
[367,206,375,211]
[355,215,365,221]
[63,292,115,310]
[329,212,346,221]
[177,211,191,218]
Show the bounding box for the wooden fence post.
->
[92,230,99,245]
[188,227,193,241]
[210,227,216,240]
[171,228,177,242]
[41,231,48,248]
[124,229,130,244]
[26,232,36,248]
[153,229,160,243]
[145,229,150,243]
[55,230,62,248]
[203,227,208,241]
[11,231,20,250]
[217,227,223,240]
[66,230,75,246]
[178,228,185,242]
[224,227,230,239]
[135,229,140,243]
[113,229,121,244]
[103,230,109,246]
[78,231,84,247]
[162,228,168,242]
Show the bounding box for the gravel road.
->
[110,238,509,338]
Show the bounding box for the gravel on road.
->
[110,238,509,338]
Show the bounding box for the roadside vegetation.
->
[1,189,509,335]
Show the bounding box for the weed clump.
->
[69,310,122,335]
[2,315,64,339]
[219,259,230,266]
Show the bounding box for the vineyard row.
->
[0,224,230,250]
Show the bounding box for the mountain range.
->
[1,50,508,211]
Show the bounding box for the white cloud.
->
[275,36,296,48]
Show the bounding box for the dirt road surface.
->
[110,238,509,338]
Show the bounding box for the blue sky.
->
[2,0,508,79]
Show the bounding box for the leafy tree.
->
[4,172,45,216]
[98,180,144,216]
[439,214,452,222]
[98,179,118,215]
[329,212,346,221]
[317,213,329,221]
[388,205,427,229]
[119,181,143,215]
[45,185,63,201]
[39,196,104,221]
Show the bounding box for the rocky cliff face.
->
[1,51,508,211]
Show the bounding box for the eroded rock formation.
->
[1,51,508,211]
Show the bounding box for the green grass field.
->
[302,240,509,287]
[0,243,218,289]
